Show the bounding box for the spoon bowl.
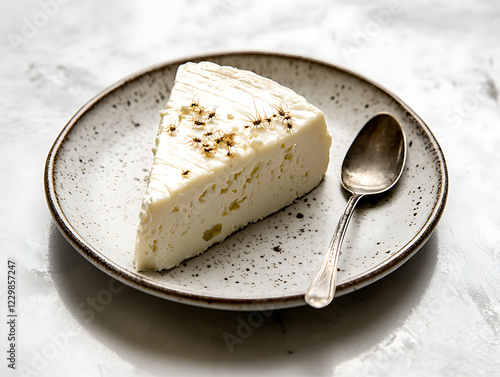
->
[342,113,406,195]
[305,112,406,309]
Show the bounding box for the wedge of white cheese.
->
[134,61,331,271]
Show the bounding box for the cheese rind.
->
[135,61,331,271]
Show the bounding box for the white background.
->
[1,0,499,376]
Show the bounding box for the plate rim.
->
[44,50,449,310]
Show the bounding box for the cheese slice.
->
[134,61,331,271]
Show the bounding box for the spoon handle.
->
[305,193,363,308]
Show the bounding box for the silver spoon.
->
[305,112,407,309]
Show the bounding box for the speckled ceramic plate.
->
[45,52,448,311]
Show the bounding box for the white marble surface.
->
[1,0,499,376]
